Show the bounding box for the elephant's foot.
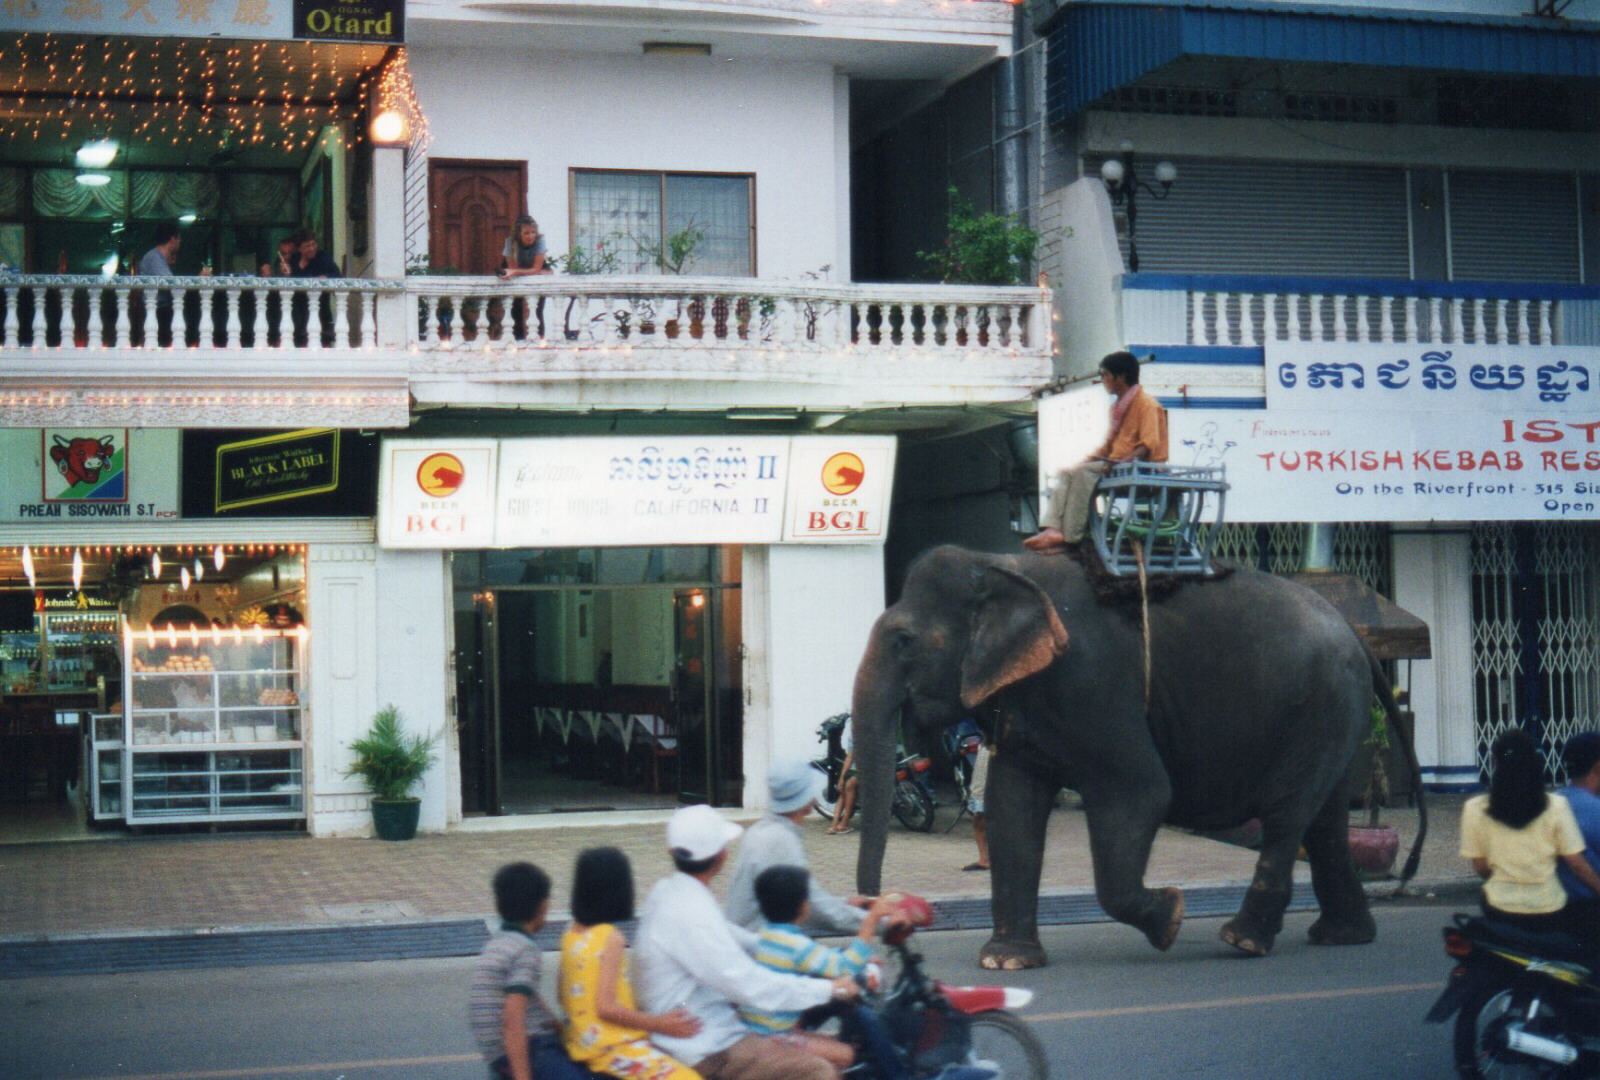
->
[978,936,1047,970]
[1219,917,1276,957]
[1140,886,1185,952]
[1307,913,1376,946]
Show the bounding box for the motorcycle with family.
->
[469,758,1045,1080]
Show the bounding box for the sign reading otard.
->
[0,0,402,42]
[1166,410,1600,523]
[377,436,897,548]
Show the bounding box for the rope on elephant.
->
[1133,538,1152,712]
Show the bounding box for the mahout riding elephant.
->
[851,545,1424,969]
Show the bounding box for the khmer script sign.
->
[1266,343,1600,413]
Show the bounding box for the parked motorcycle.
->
[810,713,937,832]
[859,892,1049,1080]
[1425,912,1600,1078]
[941,719,984,833]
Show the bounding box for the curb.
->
[3,877,1481,980]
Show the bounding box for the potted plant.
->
[344,704,438,841]
[1348,695,1401,877]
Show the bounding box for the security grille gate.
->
[1470,523,1600,784]
[1211,523,1392,597]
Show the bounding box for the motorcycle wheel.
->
[892,779,936,832]
[968,1010,1050,1080]
[811,762,839,821]
[1453,984,1579,1080]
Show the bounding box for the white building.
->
[1030,0,1600,790]
[0,0,1050,838]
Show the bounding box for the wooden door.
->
[428,159,526,274]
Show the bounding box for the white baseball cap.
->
[667,804,743,861]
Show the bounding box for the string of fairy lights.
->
[7,543,306,592]
[0,33,397,156]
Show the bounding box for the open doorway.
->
[453,547,742,815]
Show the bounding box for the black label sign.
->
[293,0,404,43]
[215,429,341,512]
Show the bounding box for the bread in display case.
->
[122,625,306,824]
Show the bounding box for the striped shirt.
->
[469,923,561,1060]
[739,922,872,1034]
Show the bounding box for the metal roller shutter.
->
[1448,170,1581,284]
[1087,157,1410,277]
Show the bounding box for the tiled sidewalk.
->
[0,797,1466,940]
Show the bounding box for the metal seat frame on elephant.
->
[1089,461,1228,578]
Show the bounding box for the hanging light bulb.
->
[22,545,35,588]
[193,556,204,582]
[180,566,191,591]
[213,545,226,572]
[151,550,162,578]
[72,548,83,591]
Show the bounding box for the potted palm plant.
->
[1348,696,1401,876]
[344,704,438,841]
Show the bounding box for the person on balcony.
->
[137,223,181,276]
[289,228,341,346]
[500,215,550,339]
[1024,350,1168,556]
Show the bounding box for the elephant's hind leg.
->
[1303,788,1376,946]
[1219,818,1304,957]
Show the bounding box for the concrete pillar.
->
[1392,530,1480,791]
[371,144,408,348]
[742,543,885,810]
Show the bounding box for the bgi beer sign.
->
[784,440,895,542]
[378,440,497,547]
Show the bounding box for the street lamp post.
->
[1100,142,1177,273]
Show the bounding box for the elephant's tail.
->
[1368,647,1427,888]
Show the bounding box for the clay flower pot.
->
[1348,823,1400,877]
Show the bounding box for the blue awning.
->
[1046,1,1600,125]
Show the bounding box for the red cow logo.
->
[50,435,115,487]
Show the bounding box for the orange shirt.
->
[1096,386,1169,463]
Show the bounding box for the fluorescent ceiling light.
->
[642,41,711,56]
[75,139,118,168]
[75,172,112,187]
[178,212,198,224]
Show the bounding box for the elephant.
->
[851,545,1425,969]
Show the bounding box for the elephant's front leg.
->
[979,751,1057,970]
[1082,773,1184,951]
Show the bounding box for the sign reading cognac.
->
[292,0,403,43]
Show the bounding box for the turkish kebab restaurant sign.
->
[1,0,403,43]
[378,437,898,548]
[1166,410,1600,523]
[0,428,180,524]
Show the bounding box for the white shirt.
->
[634,871,833,1064]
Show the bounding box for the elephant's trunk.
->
[852,617,902,897]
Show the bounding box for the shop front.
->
[0,426,380,841]
[379,434,897,817]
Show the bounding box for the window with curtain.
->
[571,170,754,276]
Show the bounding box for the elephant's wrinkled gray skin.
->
[852,546,1423,969]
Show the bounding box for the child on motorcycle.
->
[560,847,704,1080]
[742,865,906,1077]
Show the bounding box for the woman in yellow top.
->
[1460,729,1600,934]
[560,847,702,1080]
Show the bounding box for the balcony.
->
[1117,273,1600,406]
[0,274,1052,426]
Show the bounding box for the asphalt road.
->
[0,899,1463,1080]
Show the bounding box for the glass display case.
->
[41,610,120,692]
[122,627,306,824]
[87,711,124,821]
[0,630,40,693]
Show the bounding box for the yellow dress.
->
[559,922,700,1080]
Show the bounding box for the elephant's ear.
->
[959,566,1069,710]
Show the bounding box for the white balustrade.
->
[1154,283,1574,348]
[0,275,398,351]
